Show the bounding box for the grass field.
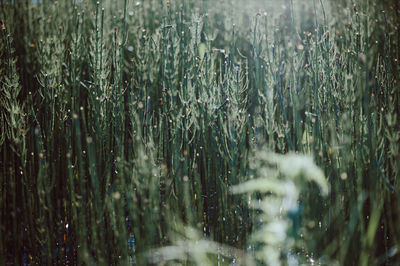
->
[1,0,399,265]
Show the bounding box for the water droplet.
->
[113,192,121,200]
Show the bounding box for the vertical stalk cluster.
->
[0,0,399,265]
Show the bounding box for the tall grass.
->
[0,0,399,265]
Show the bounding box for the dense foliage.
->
[0,0,399,265]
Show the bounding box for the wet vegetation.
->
[0,0,399,265]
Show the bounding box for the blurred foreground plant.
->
[232,149,329,265]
